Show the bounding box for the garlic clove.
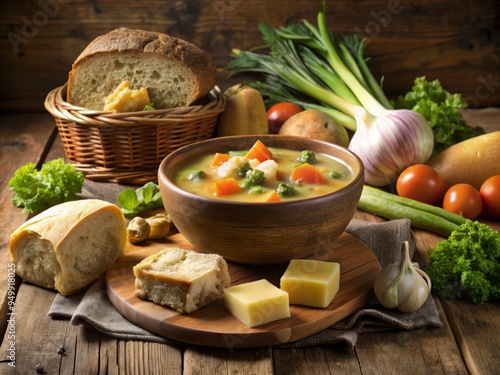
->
[127,216,151,244]
[374,264,402,308]
[145,214,172,239]
[398,268,432,313]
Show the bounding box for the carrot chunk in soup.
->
[290,163,324,184]
[212,177,241,196]
[245,140,273,163]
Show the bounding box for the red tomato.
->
[267,102,302,134]
[396,164,445,205]
[443,183,482,220]
[480,175,500,219]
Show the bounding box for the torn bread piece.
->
[133,247,231,313]
[10,199,127,296]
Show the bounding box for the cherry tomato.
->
[267,102,302,134]
[443,183,482,220]
[396,164,445,205]
[480,175,500,219]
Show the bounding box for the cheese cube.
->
[280,259,340,308]
[224,279,290,327]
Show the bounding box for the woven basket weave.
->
[44,83,225,184]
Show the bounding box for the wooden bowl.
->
[158,135,364,265]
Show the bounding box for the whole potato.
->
[278,109,349,147]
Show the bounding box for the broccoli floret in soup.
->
[241,169,266,189]
[298,150,317,164]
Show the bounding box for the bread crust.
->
[10,199,124,248]
[67,27,217,108]
[134,266,193,290]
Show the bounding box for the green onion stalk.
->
[227,2,434,186]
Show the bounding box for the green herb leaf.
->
[117,189,140,210]
[138,182,157,204]
[117,182,164,218]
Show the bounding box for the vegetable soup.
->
[173,140,355,203]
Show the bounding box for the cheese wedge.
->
[280,259,340,308]
[224,279,290,327]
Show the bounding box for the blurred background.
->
[0,0,498,112]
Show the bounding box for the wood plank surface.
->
[0,283,70,375]
[273,347,334,375]
[184,346,273,375]
[443,300,500,375]
[0,113,56,336]
[106,231,380,347]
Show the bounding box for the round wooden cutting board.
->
[106,231,381,348]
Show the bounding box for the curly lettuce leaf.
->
[394,77,484,155]
[8,158,84,214]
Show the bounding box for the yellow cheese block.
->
[224,279,290,327]
[103,80,150,112]
[280,259,340,308]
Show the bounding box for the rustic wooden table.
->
[0,109,498,374]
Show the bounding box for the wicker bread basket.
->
[45,83,225,184]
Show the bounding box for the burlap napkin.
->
[48,219,443,348]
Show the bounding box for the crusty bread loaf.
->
[10,199,127,296]
[133,247,231,313]
[67,27,218,110]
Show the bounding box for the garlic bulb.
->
[146,214,172,239]
[349,109,434,187]
[374,241,432,313]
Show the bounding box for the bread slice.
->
[67,27,218,110]
[10,199,127,296]
[133,247,231,313]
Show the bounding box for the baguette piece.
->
[10,199,127,296]
[133,247,231,313]
[67,27,217,110]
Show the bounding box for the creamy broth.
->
[173,146,354,202]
